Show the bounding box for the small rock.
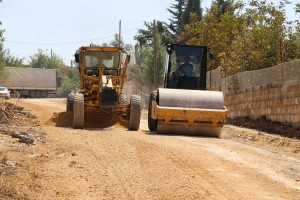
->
[20,134,34,144]
[71,160,77,165]
[4,160,15,168]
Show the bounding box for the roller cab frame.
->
[148,44,227,137]
[69,45,141,130]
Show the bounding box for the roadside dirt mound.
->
[227,117,300,139]
[51,110,128,129]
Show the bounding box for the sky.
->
[0,0,299,66]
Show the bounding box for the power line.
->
[36,0,116,24]
[4,26,143,46]
[5,35,114,46]
[1,14,120,41]
[2,1,98,30]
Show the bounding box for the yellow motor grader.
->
[148,44,227,137]
[68,45,141,130]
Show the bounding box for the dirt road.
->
[1,98,300,200]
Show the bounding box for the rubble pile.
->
[0,101,37,126]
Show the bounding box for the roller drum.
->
[156,88,225,137]
[158,88,225,110]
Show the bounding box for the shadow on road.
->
[52,111,128,129]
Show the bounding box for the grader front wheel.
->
[128,95,141,131]
[73,93,84,129]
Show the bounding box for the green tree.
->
[134,21,174,48]
[295,3,300,13]
[181,0,298,76]
[213,0,234,19]
[295,3,300,57]
[129,35,165,92]
[109,34,133,53]
[109,33,124,48]
[181,1,243,75]
[56,67,79,97]
[3,49,26,67]
[236,0,291,70]
[167,0,186,37]
[181,0,202,29]
[0,19,8,82]
[29,49,64,69]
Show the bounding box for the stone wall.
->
[208,60,300,128]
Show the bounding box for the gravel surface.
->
[0,98,299,200]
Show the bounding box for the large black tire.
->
[148,91,158,132]
[128,95,141,131]
[73,93,84,129]
[66,93,74,112]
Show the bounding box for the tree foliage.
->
[181,0,300,76]
[106,33,133,53]
[134,21,174,47]
[181,0,202,28]
[213,0,234,20]
[0,17,8,82]
[129,35,165,92]
[56,67,79,97]
[109,33,124,48]
[2,49,26,67]
[29,49,64,69]
[167,0,186,37]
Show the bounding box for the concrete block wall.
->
[224,81,300,128]
[206,60,300,128]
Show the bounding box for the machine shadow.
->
[55,110,128,129]
[142,129,221,139]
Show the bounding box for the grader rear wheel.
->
[66,93,74,112]
[128,95,141,131]
[73,93,84,129]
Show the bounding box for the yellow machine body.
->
[70,45,141,130]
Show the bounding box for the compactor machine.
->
[68,45,141,130]
[148,44,226,137]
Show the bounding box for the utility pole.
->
[153,20,158,89]
[50,49,53,69]
[119,20,121,48]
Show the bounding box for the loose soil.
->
[0,98,299,200]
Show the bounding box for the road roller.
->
[148,44,227,137]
